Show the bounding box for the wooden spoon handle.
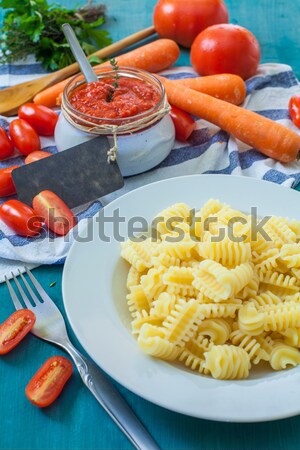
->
[51,25,156,83]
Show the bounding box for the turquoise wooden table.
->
[1,1,300,449]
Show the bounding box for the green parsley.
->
[49,281,56,287]
[0,0,112,71]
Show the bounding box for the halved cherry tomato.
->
[18,104,58,136]
[33,190,76,236]
[9,119,40,156]
[289,95,300,129]
[0,127,14,160]
[0,309,36,354]
[25,151,52,164]
[26,356,73,407]
[169,105,196,142]
[0,199,43,237]
[0,166,19,197]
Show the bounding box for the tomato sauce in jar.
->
[56,67,175,176]
[69,77,161,120]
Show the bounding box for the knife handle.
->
[64,340,160,450]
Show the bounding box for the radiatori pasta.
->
[120,199,300,380]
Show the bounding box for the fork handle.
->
[63,341,160,450]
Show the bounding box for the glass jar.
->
[54,67,175,176]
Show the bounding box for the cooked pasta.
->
[279,244,300,268]
[127,285,149,317]
[269,342,300,370]
[192,260,234,301]
[230,329,269,364]
[138,324,182,361]
[121,198,300,379]
[197,238,251,267]
[248,291,282,309]
[258,270,298,296]
[203,345,251,379]
[163,298,201,347]
[197,318,231,345]
[154,202,191,235]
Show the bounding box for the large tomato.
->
[191,24,261,80]
[153,0,228,48]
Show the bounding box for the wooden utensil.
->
[0,25,156,117]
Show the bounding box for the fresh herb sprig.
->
[107,58,120,102]
[0,0,112,71]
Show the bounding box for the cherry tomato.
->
[153,0,228,48]
[169,105,196,142]
[0,309,36,354]
[25,151,52,164]
[191,24,261,80]
[9,119,41,156]
[289,95,300,129]
[33,190,76,236]
[0,199,43,237]
[26,356,73,407]
[0,166,19,197]
[18,103,58,137]
[0,127,14,160]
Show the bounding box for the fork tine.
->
[11,272,35,309]
[5,276,23,310]
[18,269,41,305]
[25,266,53,303]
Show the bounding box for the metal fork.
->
[5,267,160,450]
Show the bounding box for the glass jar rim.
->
[63,66,166,125]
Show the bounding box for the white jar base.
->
[55,114,175,177]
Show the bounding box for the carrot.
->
[33,39,180,108]
[34,79,68,108]
[160,78,300,162]
[170,74,247,105]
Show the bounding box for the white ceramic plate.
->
[62,174,300,422]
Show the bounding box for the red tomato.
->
[0,166,19,197]
[0,309,36,354]
[9,119,41,156]
[191,24,261,80]
[33,190,76,236]
[289,95,300,129]
[169,105,196,142]
[25,151,52,164]
[26,356,73,407]
[18,104,58,136]
[153,0,228,48]
[0,199,43,237]
[0,127,14,160]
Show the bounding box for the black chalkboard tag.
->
[11,137,124,209]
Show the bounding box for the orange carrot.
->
[33,39,180,108]
[34,80,68,108]
[160,78,300,162]
[171,74,247,105]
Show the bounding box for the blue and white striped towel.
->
[0,60,300,281]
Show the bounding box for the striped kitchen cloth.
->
[0,60,300,280]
